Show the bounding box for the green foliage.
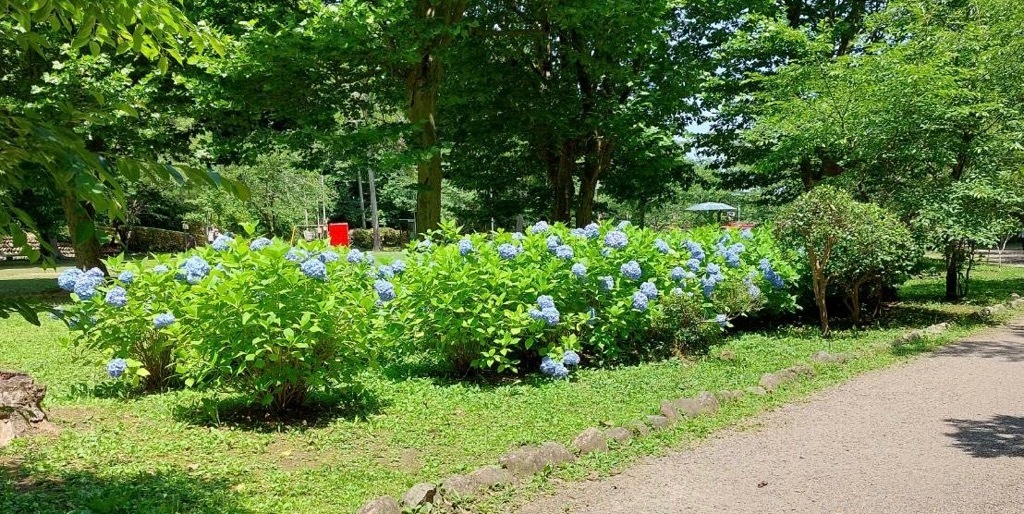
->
[57,235,384,410]
[393,220,800,374]
[349,227,406,249]
[776,186,920,332]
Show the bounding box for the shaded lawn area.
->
[1,263,1023,513]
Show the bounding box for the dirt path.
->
[518,319,1024,514]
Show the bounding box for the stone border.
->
[356,296,1024,513]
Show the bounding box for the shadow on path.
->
[945,415,1024,458]
[930,327,1024,363]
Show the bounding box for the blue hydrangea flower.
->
[249,237,272,251]
[598,276,614,291]
[549,363,569,379]
[390,259,406,274]
[562,350,580,367]
[528,221,550,234]
[617,220,630,230]
[152,264,169,274]
[73,273,104,301]
[740,228,753,239]
[285,248,308,262]
[300,258,328,280]
[654,239,671,254]
[537,295,555,309]
[458,238,474,256]
[85,267,104,279]
[706,263,722,277]
[571,262,587,278]
[569,228,586,238]
[374,280,396,302]
[715,314,729,328]
[724,249,742,268]
[604,230,628,249]
[555,245,574,260]
[318,250,340,263]
[760,258,784,288]
[684,241,705,261]
[620,260,642,281]
[346,249,364,264]
[177,256,211,285]
[107,358,127,379]
[511,232,525,241]
[497,243,520,260]
[701,276,718,298]
[154,312,176,329]
[416,239,433,252]
[670,267,686,282]
[671,287,684,296]
[377,265,395,279]
[58,268,83,292]
[748,282,762,300]
[211,234,233,251]
[117,270,134,285]
[540,356,558,376]
[632,291,649,311]
[640,281,659,299]
[104,286,127,308]
[364,252,375,264]
[686,258,701,272]
[546,235,562,252]
[529,306,560,326]
[583,223,600,239]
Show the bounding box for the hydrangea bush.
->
[58,231,386,410]
[392,219,800,374]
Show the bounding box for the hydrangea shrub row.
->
[56,220,800,409]
[391,220,800,374]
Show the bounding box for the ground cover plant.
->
[1,257,1022,513]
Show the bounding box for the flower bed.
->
[53,221,801,410]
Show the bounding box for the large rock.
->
[811,351,847,364]
[356,496,401,514]
[628,420,651,436]
[572,427,608,455]
[758,373,783,392]
[673,397,702,418]
[498,442,575,477]
[441,465,513,498]
[695,391,720,415]
[659,401,680,423]
[924,322,950,335]
[746,386,767,396]
[0,371,53,447]
[646,415,670,429]
[402,483,436,508]
[605,427,632,444]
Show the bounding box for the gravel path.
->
[518,319,1024,514]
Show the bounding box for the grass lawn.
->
[1,262,1023,513]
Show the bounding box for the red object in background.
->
[328,223,349,247]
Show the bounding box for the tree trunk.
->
[546,139,576,222]
[576,135,612,227]
[356,169,367,229]
[944,241,961,301]
[60,193,105,273]
[408,57,443,234]
[406,0,467,234]
[813,271,830,336]
[367,167,381,251]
